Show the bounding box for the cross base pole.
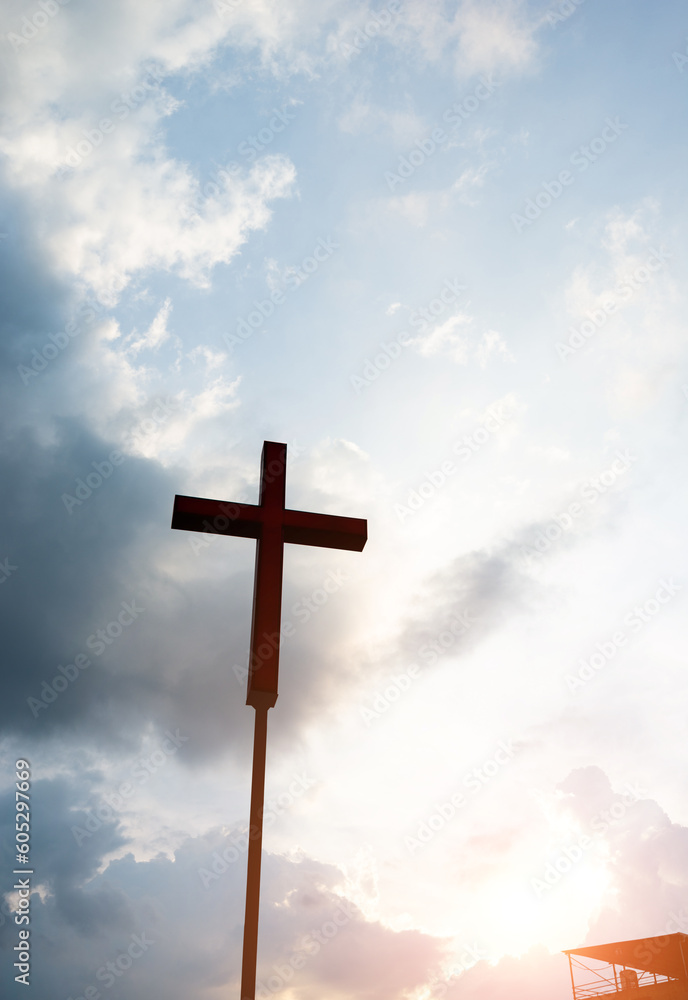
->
[240,703,270,1000]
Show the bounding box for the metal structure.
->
[171,441,367,1000]
[564,934,688,1000]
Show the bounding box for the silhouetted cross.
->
[171,441,367,1000]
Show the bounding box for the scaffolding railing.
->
[568,955,678,1000]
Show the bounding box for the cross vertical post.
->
[241,702,268,1000]
[171,441,367,999]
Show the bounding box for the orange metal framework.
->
[564,935,688,1000]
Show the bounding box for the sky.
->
[1,1,688,998]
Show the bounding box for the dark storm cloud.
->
[1,775,445,1000]
[396,542,535,668]
[0,415,169,737]
[0,203,569,760]
[0,196,72,374]
[0,377,363,758]
[0,773,146,998]
[0,774,131,935]
[6,765,685,1000]
[0,405,286,758]
[0,222,325,755]
[0,774,119,890]
[391,482,635,680]
[0,238,240,755]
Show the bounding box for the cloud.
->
[557,203,681,416]
[47,151,296,297]
[386,191,436,227]
[1,773,446,1000]
[420,766,688,1000]
[0,415,176,744]
[127,298,173,354]
[445,947,569,1000]
[409,309,512,366]
[394,0,539,77]
[0,2,299,301]
[0,404,378,759]
[1,4,684,999]
[451,162,494,205]
[451,0,538,76]
[394,541,535,673]
[0,0,541,312]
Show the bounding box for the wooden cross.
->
[171,441,367,1000]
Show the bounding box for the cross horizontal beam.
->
[171,496,367,551]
